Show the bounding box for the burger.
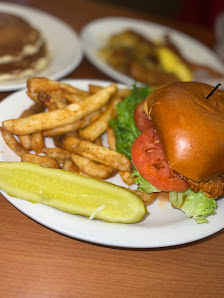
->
[131,81,224,222]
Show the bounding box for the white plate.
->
[0,3,83,92]
[0,79,223,248]
[81,17,224,87]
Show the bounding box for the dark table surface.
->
[0,0,223,297]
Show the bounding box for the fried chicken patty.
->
[187,175,224,198]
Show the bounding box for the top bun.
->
[145,81,224,182]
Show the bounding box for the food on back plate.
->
[0,13,51,81]
[131,81,224,222]
[98,29,224,87]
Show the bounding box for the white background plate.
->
[0,2,83,92]
[0,79,223,248]
[81,17,224,87]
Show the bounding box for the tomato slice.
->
[131,127,189,192]
[134,100,153,131]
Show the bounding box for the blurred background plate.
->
[81,17,224,87]
[0,2,83,92]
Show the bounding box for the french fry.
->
[53,136,64,147]
[3,83,117,135]
[19,102,45,117]
[47,91,68,109]
[19,135,32,150]
[31,131,45,154]
[27,89,68,109]
[62,158,87,176]
[157,192,170,202]
[66,130,79,138]
[27,77,79,94]
[116,88,131,99]
[107,127,116,151]
[43,120,82,137]
[71,153,115,179]
[94,136,103,146]
[79,109,103,129]
[18,102,45,148]
[43,108,103,137]
[0,127,27,157]
[60,90,89,103]
[88,84,103,94]
[27,90,58,110]
[43,147,72,163]
[21,153,60,169]
[27,77,90,103]
[106,127,134,185]
[119,170,135,186]
[131,190,158,206]
[61,136,132,171]
[78,96,121,142]
[89,84,130,99]
[26,90,40,104]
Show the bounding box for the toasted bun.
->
[145,82,224,182]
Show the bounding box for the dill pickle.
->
[0,162,146,223]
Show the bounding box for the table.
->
[0,0,223,296]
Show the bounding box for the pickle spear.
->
[0,162,146,223]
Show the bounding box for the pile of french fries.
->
[0,77,160,206]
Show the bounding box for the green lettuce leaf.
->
[110,84,151,159]
[169,190,217,223]
[134,172,217,223]
[169,190,190,209]
[131,168,161,193]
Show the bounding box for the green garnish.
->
[110,84,151,159]
[169,190,217,223]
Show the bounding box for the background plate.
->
[81,17,224,87]
[0,2,83,92]
[0,79,223,248]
